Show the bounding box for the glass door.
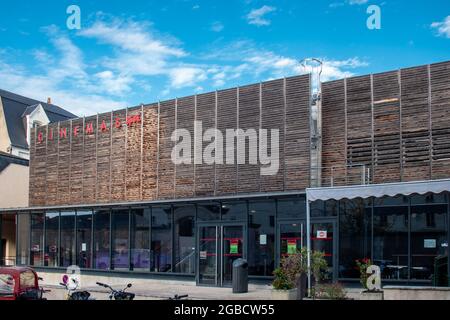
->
[198,225,219,286]
[197,224,245,287]
[310,220,336,281]
[278,221,305,263]
[222,225,244,286]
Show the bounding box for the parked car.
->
[0,267,47,300]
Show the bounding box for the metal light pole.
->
[306,195,311,297]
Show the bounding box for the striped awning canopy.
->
[306,178,450,202]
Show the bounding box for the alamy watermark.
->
[366,5,381,30]
[66,5,81,30]
[171,121,280,176]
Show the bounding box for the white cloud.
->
[78,19,186,77]
[79,20,184,57]
[0,58,125,116]
[94,71,134,96]
[200,40,369,88]
[0,14,370,117]
[211,21,224,32]
[169,67,207,88]
[431,16,450,38]
[247,5,276,26]
[319,58,368,81]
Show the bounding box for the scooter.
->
[60,276,92,300]
[96,282,135,300]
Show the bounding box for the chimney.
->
[47,97,52,105]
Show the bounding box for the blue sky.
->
[0,0,449,116]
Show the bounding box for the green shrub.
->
[314,282,347,300]
[272,247,328,290]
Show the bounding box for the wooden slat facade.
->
[238,84,261,194]
[321,61,450,186]
[195,92,216,197]
[57,120,71,205]
[216,88,238,195]
[285,75,311,190]
[70,118,84,204]
[96,113,112,203]
[29,74,311,206]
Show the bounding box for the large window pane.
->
[112,209,129,271]
[44,211,59,267]
[197,203,220,221]
[17,213,30,266]
[93,210,110,270]
[248,200,275,276]
[410,204,448,282]
[373,206,409,280]
[221,201,247,221]
[151,206,172,272]
[1,214,16,266]
[30,212,44,266]
[339,199,371,278]
[60,211,76,267]
[77,210,92,269]
[173,205,195,274]
[311,200,338,217]
[277,197,306,220]
[130,208,151,271]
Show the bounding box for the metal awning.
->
[305,178,450,295]
[306,178,450,202]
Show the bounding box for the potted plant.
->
[356,258,384,300]
[271,248,327,300]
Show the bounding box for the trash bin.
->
[232,258,248,293]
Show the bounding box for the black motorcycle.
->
[96,282,135,300]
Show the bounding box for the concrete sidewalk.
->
[43,282,274,300]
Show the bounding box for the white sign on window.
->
[260,234,267,245]
[82,243,87,252]
[200,251,207,260]
[424,239,436,249]
[317,230,327,239]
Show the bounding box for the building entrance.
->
[197,223,246,287]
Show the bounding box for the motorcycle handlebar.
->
[96,282,107,287]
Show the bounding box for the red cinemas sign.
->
[37,114,141,144]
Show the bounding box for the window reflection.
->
[373,206,409,280]
[277,198,306,220]
[77,210,92,269]
[248,200,275,276]
[311,200,338,217]
[45,211,59,267]
[339,199,371,278]
[221,201,247,221]
[410,205,448,281]
[151,206,172,272]
[30,212,44,267]
[130,208,151,271]
[112,209,130,270]
[17,213,30,266]
[60,211,76,267]
[93,210,110,270]
[173,205,195,273]
[197,203,221,221]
